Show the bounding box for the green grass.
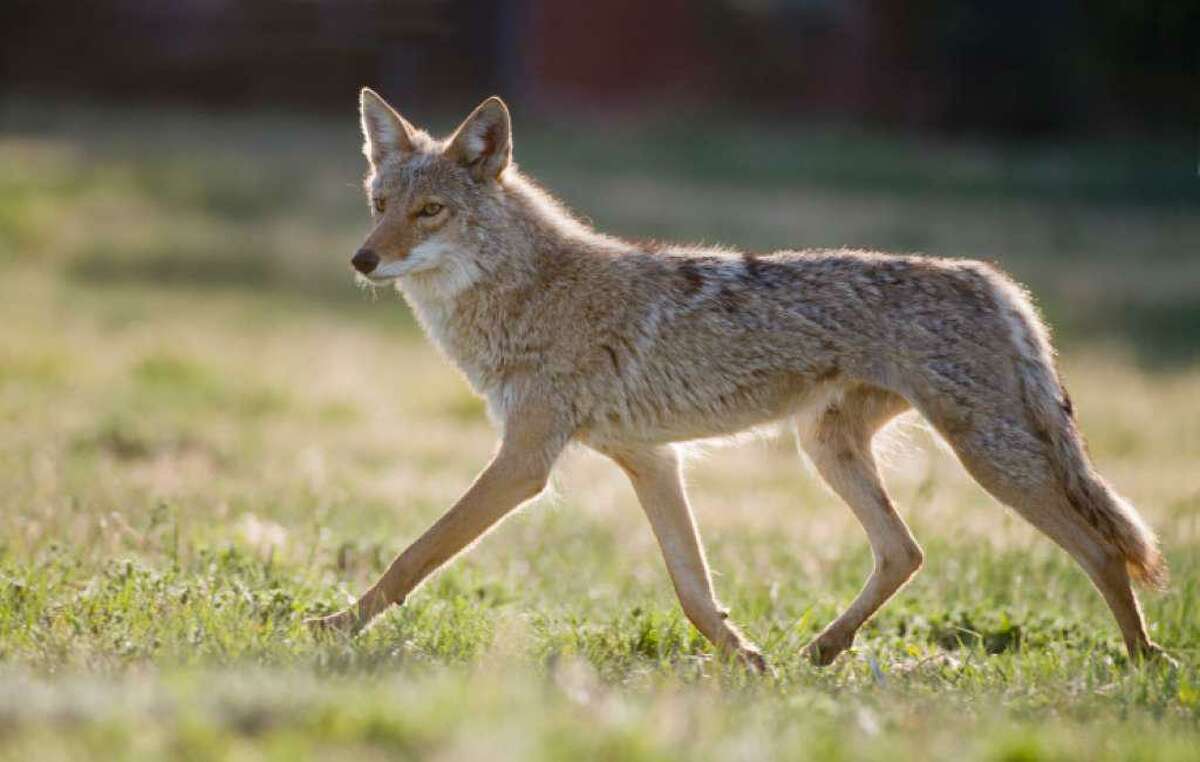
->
[0,101,1197,760]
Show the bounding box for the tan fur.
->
[307,90,1170,668]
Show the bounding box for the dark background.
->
[1,0,1198,365]
[3,0,1197,138]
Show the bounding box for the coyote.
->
[308,90,1169,670]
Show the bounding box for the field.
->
[1,101,1198,760]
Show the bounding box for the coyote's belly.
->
[578,356,835,447]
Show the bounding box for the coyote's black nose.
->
[352,249,380,274]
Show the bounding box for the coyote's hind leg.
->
[608,444,769,674]
[798,387,919,666]
[932,417,1164,662]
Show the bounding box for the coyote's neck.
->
[397,273,502,407]
[503,172,620,250]
[398,171,622,411]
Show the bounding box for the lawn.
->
[0,101,1197,760]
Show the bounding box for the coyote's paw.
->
[305,608,362,639]
[738,647,774,677]
[804,630,853,667]
[1139,642,1179,669]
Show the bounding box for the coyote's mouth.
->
[355,272,399,287]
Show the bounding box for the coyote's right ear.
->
[360,88,415,166]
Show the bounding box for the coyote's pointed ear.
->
[360,87,415,166]
[445,96,512,181]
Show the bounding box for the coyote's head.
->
[352,89,518,295]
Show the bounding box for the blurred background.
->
[0,4,1198,754]
[4,0,1198,135]
[3,0,1198,364]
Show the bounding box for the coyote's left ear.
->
[445,96,512,181]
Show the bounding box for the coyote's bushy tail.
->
[985,270,1168,589]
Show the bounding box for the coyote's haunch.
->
[307,89,1169,670]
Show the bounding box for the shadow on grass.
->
[1050,299,1200,369]
[524,117,1200,209]
[71,244,274,289]
[67,243,416,330]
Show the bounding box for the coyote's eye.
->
[418,202,444,217]
[373,197,386,214]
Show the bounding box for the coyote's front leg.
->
[307,407,568,636]
[608,444,770,674]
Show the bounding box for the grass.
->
[0,100,1197,760]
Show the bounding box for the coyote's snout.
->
[307,89,1170,670]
